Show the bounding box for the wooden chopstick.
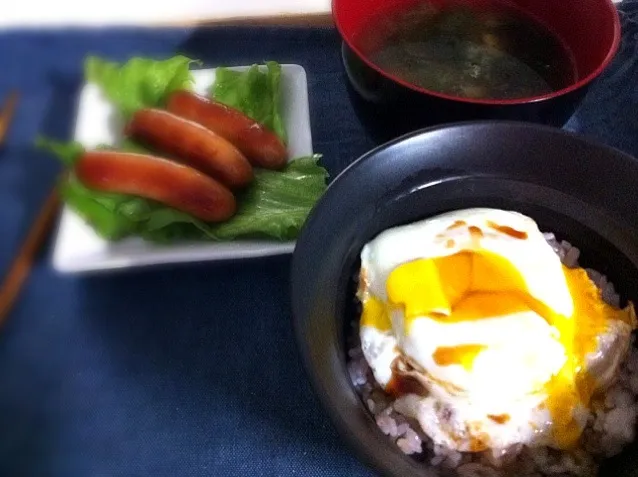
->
[0,91,19,144]
[0,90,60,325]
[0,189,60,325]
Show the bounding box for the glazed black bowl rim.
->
[331,0,621,106]
[291,120,638,477]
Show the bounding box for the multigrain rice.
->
[346,233,638,476]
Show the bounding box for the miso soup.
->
[362,1,577,100]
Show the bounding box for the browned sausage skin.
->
[75,151,237,222]
[167,90,288,170]
[124,108,254,189]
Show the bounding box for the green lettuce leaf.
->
[37,136,327,242]
[59,175,140,240]
[140,155,328,242]
[211,61,287,144]
[85,55,197,118]
[35,137,84,166]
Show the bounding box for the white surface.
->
[2,0,622,28]
[52,64,313,273]
[2,0,331,28]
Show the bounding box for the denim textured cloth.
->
[1,6,638,476]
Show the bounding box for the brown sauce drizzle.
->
[386,374,427,398]
[468,225,484,239]
[487,414,511,424]
[447,220,467,230]
[358,268,369,293]
[468,434,490,452]
[487,220,528,239]
[386,356,429,398]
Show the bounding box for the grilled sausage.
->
[125,108,253,188]
[75,151,237,222]
[167,90,288,170]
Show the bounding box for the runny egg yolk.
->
[432,344,488,370]
[362,249,636,449]
[360,294,392,331]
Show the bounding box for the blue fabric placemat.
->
[1,3,638,475]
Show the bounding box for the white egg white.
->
[358,208,632,452]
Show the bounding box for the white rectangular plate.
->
[51,64,312,273]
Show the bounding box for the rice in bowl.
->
[346,209,638,477]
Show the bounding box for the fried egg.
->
[358,208,636,452]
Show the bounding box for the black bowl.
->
[291,122,638,477]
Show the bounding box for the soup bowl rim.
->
[331,0,622,106]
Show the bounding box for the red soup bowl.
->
[334,0,621,136]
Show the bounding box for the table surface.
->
[1,3,638,476]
